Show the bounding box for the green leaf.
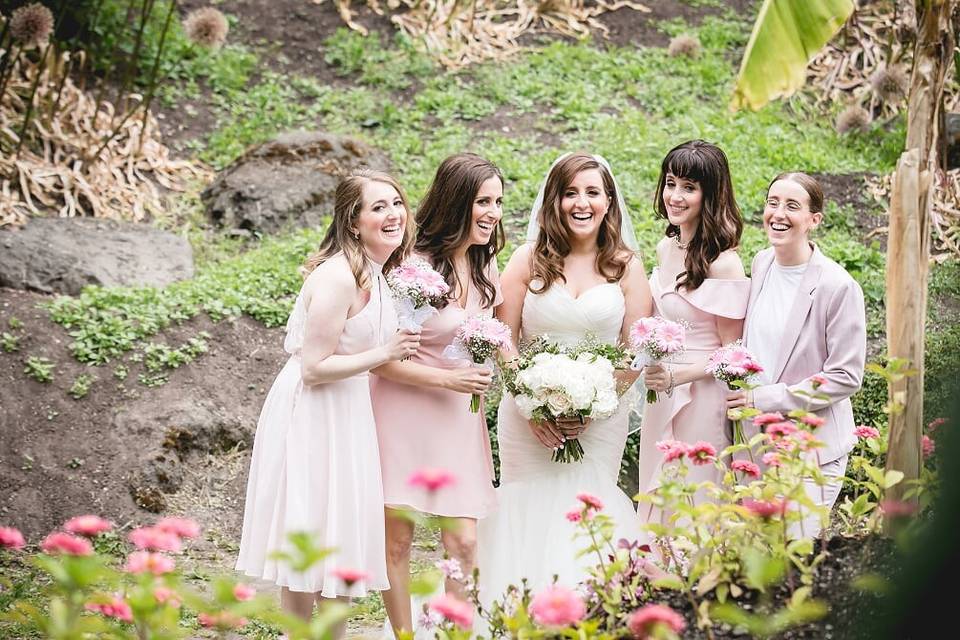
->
[884,469,905,489]
[731,0,855,110]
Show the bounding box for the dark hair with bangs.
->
[654,139,743,291]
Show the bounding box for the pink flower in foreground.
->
[153,587,181,608]
[330,567,368,587]
[731,460,761,478]
[129,526,182,553]
[198,611,248,629]
[435,558,464,581]
[761,452,783,468]
[576,493,604,511]
[879,499,917,518]
[753,412,785,426]
[41,532,93,556]
[85,595,133,623]
[125,551,175,575]
[656,440,688,463]
[529,585,586,627]
[428,593,474,629]
[766,421,796,439]
[565,509,582,523]
[855,425,881,440]
[687,441,716,465]
[627,603,686,639]
[64,515,113,537]
[800,414,826,429]
[0,526,25,550]
[809,375,828,389]
[922,435,935,459]
[408,468,457,493]
[155,516,200,539]
[233,583,256,601]
[742,498,786,519]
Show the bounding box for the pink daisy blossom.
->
[658,322,685,353]
[656,440,688,463]
[565,509,582,523]
[0,526,25,550]
[687,441,717,465]
[125,551,175,575]
[85,595,133,623]
[731,460,761,478]
[629,317,661,345]
[153,587,181,608]
[198,611,248,629]
[529,585,586,627]
[742,498,786,519]
[766,422,797,439]
[753,412,785,426]
[800,414,826,429]
[879,499,917,518]
[408,467,457,492]
[428,593,474,629]
[706,342,763,388]
[854,425,880,439]
[922,435,935,459]
[129,526,182,553]
[576,493,604,511]
[233,583,256,601]
[809,375,828,389]
[761,452,783,467]
[155,517,200,539]
[64,515,113,537]
[627,603,686,639]
[41,532,93,556]
[331,567,369,586]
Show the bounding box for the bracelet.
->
[665,368,675,397]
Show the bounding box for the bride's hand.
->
[644,364,670,393]
[527,418,564,449]
[554,415,590,438]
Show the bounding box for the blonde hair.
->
[303,169,414,289]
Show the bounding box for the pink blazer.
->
[743,245,866,463]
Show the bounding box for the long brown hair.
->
[303,169,414,290]
[530,153,631,293]
[654,140,743,291]
[767,172,824,214]
[414,153,505,309]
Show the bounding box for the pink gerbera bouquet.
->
[443,316,513,412]
[386,257,450,331]
[628,316,686,403]
[706,340,764,448]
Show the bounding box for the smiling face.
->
[763,178,822,251]
[353,180,407,261]
[466,176,503,247]
[662,172,703,230]
[560,168,609,242]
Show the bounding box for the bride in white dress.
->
[477,153,654,605]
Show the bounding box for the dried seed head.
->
[835,105,871,135]
[183,7,229,50]
[10,2,54,49]
[668,34,701,58]
[870,67,908,104]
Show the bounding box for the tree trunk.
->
[884,0,953,508]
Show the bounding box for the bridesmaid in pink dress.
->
[235,170,421,629]
[370,153,504,634]
[637,140,750,520]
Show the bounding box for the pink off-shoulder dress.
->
[370,261,502,518]
[636,265,750,513]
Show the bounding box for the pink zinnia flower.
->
[233,583,256,601]
[155,517,200,539]
[922,435,935,459]
[761,452,783,467]
[742,498,786,519]
[766,421,796,439]
[753,412,785,426]
[330,567,368,587]
[0,526,25,550]
[800,414,826,429]
[565,509,582,523]
[125,551,175,575]
[428,593,474,629]
[927,417,947,433]
[64,515,113,538]
[809,375,828,389]
[85,595,133,623]
[656,439,688,463]
[529,585,586,627]
[153,587,181,608]
[627,603,686,638]
[687,441,716,465]
[879,499,917,518]
[408,468,457,492]
[129,526,182,553]
[198,611,247,629]
[576,493,604,511]
[855,425,880,440]
[731,459,761,478]
[41,532,93,556]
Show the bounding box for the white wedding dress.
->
[476,281,642,606]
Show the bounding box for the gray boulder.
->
[0,217,194,295]
[201,130,390,233]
